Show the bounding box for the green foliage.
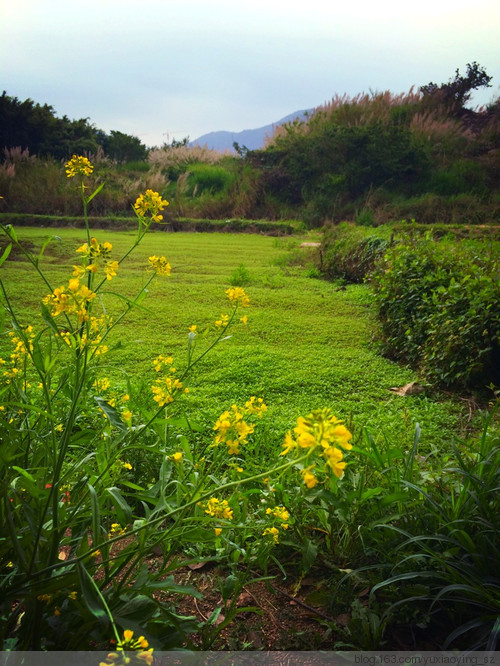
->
[372,234,500,389]
[371,409,500,649]
[1,157,494,651]
[101,131,148,163]
[321,223,391,283]
[420,61,493,114]
[0,92,100,159]
[0,91,147,162]
[228,264,252,286]
[260,123,428,223]
[180,163,235,197]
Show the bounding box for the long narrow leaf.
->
[35,235,61,267]
[0,243,12,267]
[77,561,109,623]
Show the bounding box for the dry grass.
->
[266,89,423,145]
[149,144,231,169]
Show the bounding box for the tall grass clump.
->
[369,408,500,650]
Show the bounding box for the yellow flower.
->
[74,238,118,280]
[43,280,96,322]
[172,451,183,462]
[151,372,184,407]
[214,528,222,537]
[148,255,171,275]
[266,506,289,522]
[153,354,173,372]
[240,315,248,325]
[263,526,280,543]
[213,404,254,454]
[225,286,250,307]
[108,523,126,538]
[93,377,111,392]
[104,260,119,280]
[122,461,132,470]
[244,396,267,417]
[301,467,318,489]
[188,325,197,333]
[215,314,229,328]
[201,497,233,520]
[65,155,93,178]
[281,431,296,456]
[117,629,153,660]
[134,189,169,223]
[323,446,347,478]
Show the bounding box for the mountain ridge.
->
[189,109,312,152]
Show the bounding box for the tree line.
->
[0,91,148,162]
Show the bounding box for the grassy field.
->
[1,226,470,456]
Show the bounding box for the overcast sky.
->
[2,0,499,148]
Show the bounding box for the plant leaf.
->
[94,396,127,431]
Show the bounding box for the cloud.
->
[1,0,499,147]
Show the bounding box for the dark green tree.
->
[420,62,492,114]
[101,130,147,162]
[0,91,99,158]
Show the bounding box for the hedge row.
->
[0,213,300,235]
[321,223,500,391]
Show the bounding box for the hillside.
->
[189,109,312,152]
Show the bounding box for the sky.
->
[2,0,500,148]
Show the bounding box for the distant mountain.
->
[189,109,312,152]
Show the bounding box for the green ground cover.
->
[2,216,498,651]
[1,226,469,453]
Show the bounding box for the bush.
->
[321,223,391,283]
[371,234,500,389]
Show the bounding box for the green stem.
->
[11,451,311,593]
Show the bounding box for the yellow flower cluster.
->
[74,237,119,281]
[213,400,267,455]
[263,505,290,543]
[57,315,110,356]
[9,327,35,358]
[0,327,35,381]
[244,396,268,418]
[133,189,169,223]
[200,497,234,520]
[153,354,173,372]
[93,377,111,392]
[262,526,280,543]
[43,278,96,322]
[266,505,289,523]
[281,408,353,488]
[65,155,94,178]
[108,522,126,538]
[147,255,171,275]
[225,286,250,307]
[214,313,229,328]
[100,629,154,666]
[151,355,187,407]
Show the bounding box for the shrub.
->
[371,234,500,389]
[321,223,391,283]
